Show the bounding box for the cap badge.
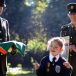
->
[70,5,74,10]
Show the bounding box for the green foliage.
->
[10,31,20,41]
[34,1,48,13]
[24,0,35,7]
[6,0,70,42]
[27,38,47,52]
[24,0,48,13]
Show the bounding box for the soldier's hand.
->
[33,63,40,70]
[69,45,76,52]
[63,62,73,69]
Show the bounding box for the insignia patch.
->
[55,65,61,73]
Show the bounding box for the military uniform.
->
[0,17,10,76]
[0,0,10,76]
[36,55,72,76]
[60,23,76,45]
[60,23,76,76]
[60,3,76,76]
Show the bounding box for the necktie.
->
[52,57,56,65]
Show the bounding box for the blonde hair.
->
[47,37,65,53]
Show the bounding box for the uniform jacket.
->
[60,23,76,76]
[36,55,72,76]
[0,17,10,75]
[60,23,76,45]
[0,17,10,42]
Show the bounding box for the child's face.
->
[49,41,62,56]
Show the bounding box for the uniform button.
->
[70,37,72,39]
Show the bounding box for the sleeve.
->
[36,58,46,76]
[6,20,10,41]
[63,67,73,76]
[62,61,73,76]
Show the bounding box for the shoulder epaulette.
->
[61,25,68,29]
[61,24,72,31]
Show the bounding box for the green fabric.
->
[0,41,26,56]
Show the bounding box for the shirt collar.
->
[49,53,60,62]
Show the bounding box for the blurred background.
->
[2,0,72,76]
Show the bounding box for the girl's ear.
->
[60,48,64,55]
[60,48,63,52]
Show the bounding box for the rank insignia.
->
[55,65,61,73]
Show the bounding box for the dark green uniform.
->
[60,23,76,76]
[0,0,10,76]
[0,17,10,76]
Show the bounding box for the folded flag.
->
[0,41,26,56]
[0,47,7,55]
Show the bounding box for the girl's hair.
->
[47,37,65,51]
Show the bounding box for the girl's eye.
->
[51,46,58,48]
[54,47,58,48]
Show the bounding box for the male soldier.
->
[60,3,76,76]
[0,0,10,76]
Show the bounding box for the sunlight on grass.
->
[8,68,31,75]
[9,70,31,75]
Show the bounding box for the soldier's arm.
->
[6,20,10,41]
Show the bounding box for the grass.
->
[7,68,37,76]
[8,73,36,76]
